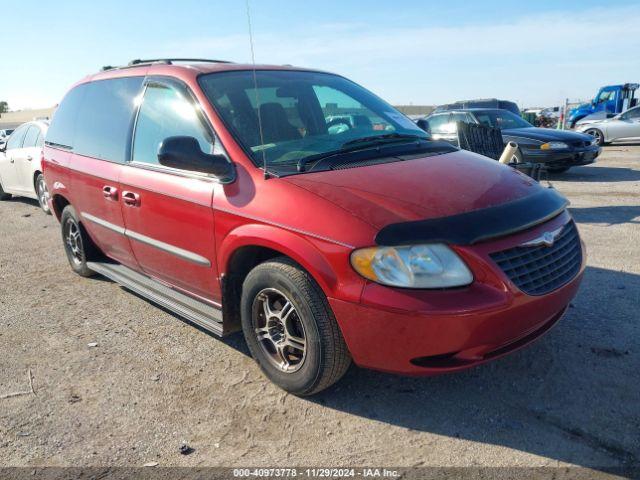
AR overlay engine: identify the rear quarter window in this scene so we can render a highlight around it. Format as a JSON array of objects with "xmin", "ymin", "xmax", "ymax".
[
  {"xmin": 46, "ymin": 84, "xmax": 88, "ymax": 149},
  {"xmin": 74, "ymin": 77, "xmax": 144, "ymax": 163}
]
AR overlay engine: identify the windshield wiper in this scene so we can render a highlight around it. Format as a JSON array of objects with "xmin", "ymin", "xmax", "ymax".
[
  {"xmin": 296, "ymin": 134, "xmax": 427, "ymax": 172},
  {"xmin": 341, "ymin": 133, "xmax": 425, "ymax": 147}
]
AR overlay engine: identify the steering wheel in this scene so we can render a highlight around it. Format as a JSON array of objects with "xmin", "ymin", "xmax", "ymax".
[{"xmin": 326, "ymin": 118, "xmax": 353, "ymax": 131}]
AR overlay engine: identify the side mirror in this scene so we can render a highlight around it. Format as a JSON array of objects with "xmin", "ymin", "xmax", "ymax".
[
  {"xmin": 157, "ymin": 136, "xmax": 234, "ymax": 182},
  {"xmin": 416, "ymin": 119, "xmax": 430, "ymax": 132},
  {"xmin": 0, "ymin": 142, "xmax": 6, "ymax": 153}
]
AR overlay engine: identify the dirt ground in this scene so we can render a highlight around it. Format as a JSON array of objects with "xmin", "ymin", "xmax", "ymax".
[{"xmin": 0, "ymin": 145, "xmax": 638, "ymax": 472}]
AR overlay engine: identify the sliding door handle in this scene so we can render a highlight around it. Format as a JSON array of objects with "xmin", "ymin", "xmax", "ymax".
[{"xmin": 122, "ymin": 191, "xmax": 141, "ymax": 207}]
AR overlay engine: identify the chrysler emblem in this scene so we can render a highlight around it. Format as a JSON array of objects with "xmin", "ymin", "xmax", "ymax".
[{"xmin": 520, "ymin": 226, "xmax": 564, "ymax": 248}]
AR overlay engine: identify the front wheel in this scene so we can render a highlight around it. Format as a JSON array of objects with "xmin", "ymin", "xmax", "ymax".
[
  {"xmin": 241, "ymin": 257, "xmax": 351, "ymax": 395},
  {"xmin": 584, "ymin": 128, "xmax": 607, "ymax": 146},
  {"xmin": 35, "ymin": 173, "xmax": 51, "ymax": 214}
]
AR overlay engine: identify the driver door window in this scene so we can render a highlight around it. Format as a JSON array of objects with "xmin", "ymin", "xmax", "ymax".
[{"xmin": 132, "ymin": 83, "xmax": 214, "ymax": 167}]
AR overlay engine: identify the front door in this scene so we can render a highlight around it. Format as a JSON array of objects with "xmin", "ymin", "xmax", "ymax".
[{"xmin": 119, "ymin": 78, "xmax": 221, "ymax": 302}]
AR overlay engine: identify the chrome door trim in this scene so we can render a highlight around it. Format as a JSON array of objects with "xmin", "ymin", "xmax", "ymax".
[
  {"xmin": 81, "ymin": 212, "xmax": 211, "ymax": 267},
  {"xmin": 125, "ymin": 230, "xmax": 211, "ymax": 267},
  {"xmin": 82, "ymin": 212, "xmax": 126, "ymax": 235}
]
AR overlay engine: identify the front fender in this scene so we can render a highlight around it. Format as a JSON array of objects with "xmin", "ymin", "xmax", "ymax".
[{"xmin": 217, "ymin": 223, "xmax": 364, "ymax": 302}]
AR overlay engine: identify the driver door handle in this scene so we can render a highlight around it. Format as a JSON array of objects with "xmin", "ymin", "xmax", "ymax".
[
  {"xmin": 26, "ymin": 155, "xmax": 33, "ymax": 161},
  {"xmin": 122, "ymin": 191, "xmax": 141, "ymax": 207}
]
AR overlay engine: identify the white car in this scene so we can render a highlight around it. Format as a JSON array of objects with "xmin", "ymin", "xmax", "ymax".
[
  {"xmin": 576, "ymin": 105, "xmax": 640, "ymax": 146},
  {"xmin": 0, "ymin": 121, "xmax": 51, "ymax": 213}
]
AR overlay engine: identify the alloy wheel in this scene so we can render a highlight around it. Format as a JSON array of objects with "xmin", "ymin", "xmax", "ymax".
[
  {"xmin": 37, "ymin": 177, "xmax": 50, "ymax": 212},
  {"xmin": 252, "ymin": 288, "xmax": 307, "ymax": 373},
  {"xmin": 64, "ymin": 219, "xmax": 84, "ymax": 266},
  {"xmin": 586, "ymin": 129, "xmax": 603, "ymax": 146}
]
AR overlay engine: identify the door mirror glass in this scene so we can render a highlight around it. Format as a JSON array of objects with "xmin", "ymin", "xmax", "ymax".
[
  {"xmin": 416, "ymin": 119, "xmax": 429, "ymax": 132},
  {"xmin": 157, "ymin": 136, "xmax": 234, "ymax": 182}
]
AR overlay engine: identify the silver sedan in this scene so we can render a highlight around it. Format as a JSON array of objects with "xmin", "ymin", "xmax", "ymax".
[{"xmin": 577, "ymin": 105, "xmax": 640, "ymax": 145}]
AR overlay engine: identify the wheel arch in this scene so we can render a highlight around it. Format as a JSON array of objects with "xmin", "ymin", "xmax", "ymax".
[
  {"xmin": 218, "ymin": 223, "xmax": 343, "ymax": 332},
  {"xmin": 50, "ymin": 193, "xmax": 71, "ymax": 221}
]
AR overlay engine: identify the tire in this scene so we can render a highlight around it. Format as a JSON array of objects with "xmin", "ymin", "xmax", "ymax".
[
  {"xmin": 60, "ymin": 205, "xmax": 98, "ymax": 277},
  {"xmin": 0, "ymin": 180, "xmax": 11, "ymax": 200},
  {"xmin": 547, "ymin": 166, "xmax": 571, "ymax": 174},
  {"xmin": 241, "ymin": 257, "xmax": 351, "ymax": 395},
  {"xmin": 584, "ymin": 128, "xmax": 607, "ymax": 146},
  {"xmin": 34, "ymin": 173, "xmax": 51, "ymax": 215}
]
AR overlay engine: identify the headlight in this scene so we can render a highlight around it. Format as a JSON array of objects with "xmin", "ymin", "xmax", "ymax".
[
  {"xmin": 350, "ymin": 244, "xmax": 473, "ymax": 289},
  {"xmin": 540, "ymin": 141, "xmax": 569, "ymax": 150}
]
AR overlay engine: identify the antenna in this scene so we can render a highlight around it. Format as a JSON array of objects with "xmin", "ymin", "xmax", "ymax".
[{"xmin": 245, "ymin": 0, "xmax": 268, "ymax": 179}]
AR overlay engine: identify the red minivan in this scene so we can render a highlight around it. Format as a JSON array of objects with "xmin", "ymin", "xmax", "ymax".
[{"xmin": 43, "ymin": 59, "xmax": 585, "ymax": 395}]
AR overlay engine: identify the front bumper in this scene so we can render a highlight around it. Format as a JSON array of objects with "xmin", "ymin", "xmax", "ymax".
[
  {"xmin": 522, "ymin": 145, "xmax": 600, "ymax": 168},
  {"xmin": 330, "ymin": 212, "xmax": 585, "ymax": 375}
]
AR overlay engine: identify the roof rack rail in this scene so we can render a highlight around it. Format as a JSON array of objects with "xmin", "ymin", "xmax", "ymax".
[
  {"xmin": 128, "ymin": 58, "xmax": 234, "ymax": 66},
  {"xmin": 101, "ymin": 58, "xmax": 234, "ymax": 72}
]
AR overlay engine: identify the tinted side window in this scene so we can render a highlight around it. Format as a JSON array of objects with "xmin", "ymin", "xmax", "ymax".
[
  {"xmin": 132, "ymin": 83, "xmax": 213, "ymax": 166},
  {"xmin": 74, "ymin": 77, "xmax": 143, "ymax": 163},
  {"xmin": 6, "ymin": 125, "xmax": 28, "ymax": 150},
  {"xmin": 22, "ymin": 125, "xmax": 40, "ymax": 148},
  {"xmin": 623, "ymin": 108, "xmax": 640, "ymax": 120},
  {"xmin": 46, "ymin": 84, "xmax": 88, "ymax": 149}
]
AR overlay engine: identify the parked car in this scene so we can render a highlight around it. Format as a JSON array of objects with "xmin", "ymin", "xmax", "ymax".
[
  {"xmin": 0, "ymin": 128, "xmax": 15, "ymax": 140},
  {"xmin": 0, "ymin": 129, "xmax": 15, "ymax": 149},
  {"xmin": 575, "ymin": 105, "xmax": 640, "ymax": 146},
  {"xmin": 43, "ymin": 59, "xmax": 584, "ymax": 395},
  {"xmin": 0, "ymin": 121, "xmax": 50, "ymax": 213},
  {"xmin": 434, "ymin": 98, "xmax": 520, "ymax": 116},
  {"xmin": 567, "ymin": 83, "xmax": 638, "ymax": 128},
  {"xmin": 418, "ymin": 108, "xmax": 600, "ymax": 173}
]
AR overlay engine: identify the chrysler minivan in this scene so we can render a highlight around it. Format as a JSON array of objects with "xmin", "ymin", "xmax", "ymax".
[{"xmin": 43, "ymin": 59, "xmax": 585, "ymax": 395}]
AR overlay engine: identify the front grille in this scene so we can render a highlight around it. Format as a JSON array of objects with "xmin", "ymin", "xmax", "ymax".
[
  {"xmin": 570, "ymin": 140, "xmax": 591, "ymax": 148},
  {"xmin": 490, "ymin": 222, "xmax": 582, "ymax": 296}
]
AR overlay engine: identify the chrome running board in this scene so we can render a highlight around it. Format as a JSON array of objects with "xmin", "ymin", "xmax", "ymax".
[{"xmin": 87, "ymin": 261, "xmax": 224, "ymax": 336}]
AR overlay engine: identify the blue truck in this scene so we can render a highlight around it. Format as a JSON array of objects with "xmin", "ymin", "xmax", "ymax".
[{"xmin": 568, "ymin": 83, "xmax": 639, "ymax": 128}]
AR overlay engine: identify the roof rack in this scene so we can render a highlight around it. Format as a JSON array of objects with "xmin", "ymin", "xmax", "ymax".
[{"xmin": 101, "ymin": 58, "xmax": 234, "ymax": 71}]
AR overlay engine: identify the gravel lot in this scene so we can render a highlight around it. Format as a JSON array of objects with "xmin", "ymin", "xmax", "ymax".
[{"xmin": 0, "ymin": 145, "xmax": 638, "ymax": 472}]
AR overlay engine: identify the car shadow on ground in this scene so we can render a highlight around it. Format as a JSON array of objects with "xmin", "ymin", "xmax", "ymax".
[
  {"xmin": 548, "ymin": 166, "xmax": 640, "ymax": 182},
  {"xmin": 307, "ymin": 265, "xmax": 639, "ymax": 471},
  {"xmin": 570, "ymin": 206, "xmax": 640, "ymax": 225}
]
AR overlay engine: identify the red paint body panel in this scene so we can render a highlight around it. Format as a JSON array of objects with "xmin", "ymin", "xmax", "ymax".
[
  {"xmin": 69, "ymin": 153, "xmax": 138, "ymax": 268},
  {"xmin": 118, "ymin": 166, "xmax": 220, "ymax": 301},
  {"xmin": 43, "ymin": 63, "xmax": 585, "ymax": 377},
  {"xmin": 331, "ymin": 212, "xmax": 584, "ymax": 374}
]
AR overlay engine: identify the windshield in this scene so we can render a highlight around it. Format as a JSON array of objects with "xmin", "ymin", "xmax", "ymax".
[
  {"xmin": 199, "ymin": 70, "xmax": 429, "ymax": 174},
  {"xmin": 472, "ymin": 110, "xmax": 532, "ymax": 129}
]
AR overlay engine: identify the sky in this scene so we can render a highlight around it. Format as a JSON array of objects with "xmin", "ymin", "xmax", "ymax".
[{"xmin": 1, "ymin": 0, "xmax": 639, "ymax": 110}]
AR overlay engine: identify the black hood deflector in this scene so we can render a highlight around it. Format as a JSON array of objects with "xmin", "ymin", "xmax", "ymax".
[{"xmin": 375, "ymin": 188, "xmax": 568, "ymax": 246}]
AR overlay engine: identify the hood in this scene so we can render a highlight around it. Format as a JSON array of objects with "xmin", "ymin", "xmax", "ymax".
[
  {"xmin": 569, "ymin": 103, "xmax": 592, "ymax": 117},
  {"xmin": 283, "ymin": 149, "xmax": 543, "ymax": 230},
  {"xmin": 503, "ymin": 127, "xmax": 592, "ymax": 143}
]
